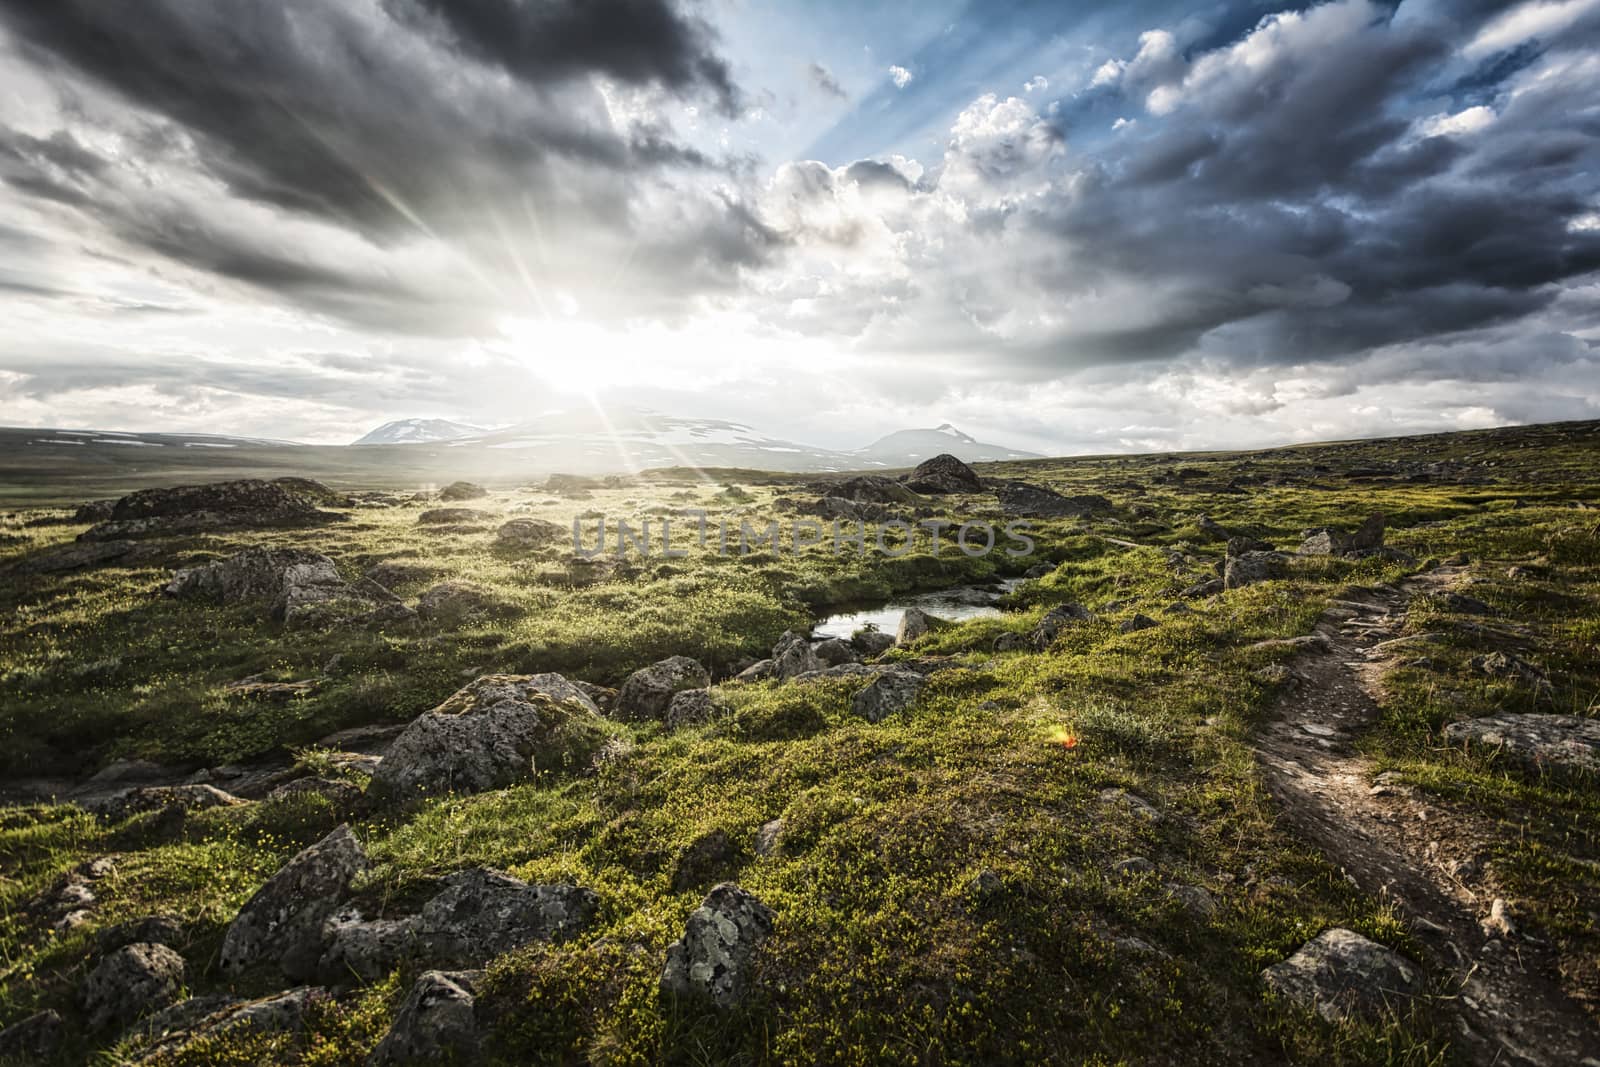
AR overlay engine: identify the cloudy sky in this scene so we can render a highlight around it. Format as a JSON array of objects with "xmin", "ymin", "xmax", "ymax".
[{"xmin": 1, "ymin": 0, "xmax": 1597, "ymax": 453}]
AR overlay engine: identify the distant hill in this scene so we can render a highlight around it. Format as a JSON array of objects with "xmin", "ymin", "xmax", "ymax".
[
  {"xmin": 353, "ymin": 419, "xmax": 484, "ymax": 445},
  {"xmin": 853, "ymin": 424, "xmax": 1041, "ymax": 464}
]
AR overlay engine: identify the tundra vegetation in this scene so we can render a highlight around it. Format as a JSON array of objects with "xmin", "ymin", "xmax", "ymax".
[{"xmin": 0, "ymin": 420, "xmax": 1596, "ymax": 1065}]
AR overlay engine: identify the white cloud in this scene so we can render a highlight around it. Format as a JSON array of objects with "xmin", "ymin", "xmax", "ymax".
[
  {"xmin": 1416, "ymin": 105, "xmax": 1496, "ymax": 138},
  {"xmin": 1023, "ymin": 75, "xmax": 1049, "ymax": 93},
  {"xmin": 1089, "ymin": 60, "xmax": 1124, "ymax": 88},
  {"xmin": 888, "ymin": 65, "xmax": 914, "ymax": 88},
  {"xmin": 1464, "ymin": 0, "xmax": 1600, "ymax": 58}
]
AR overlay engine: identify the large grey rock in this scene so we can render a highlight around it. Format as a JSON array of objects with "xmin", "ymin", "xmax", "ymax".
[
  {"xmin": 851, "ymin": 630, "xmax": 897, "ymax": 657},
  {"xmin": 813, "ymin": 637, "xmax": 859, "ymax": 667},
  {"xmin": 994, "ymin": 481, "xmax": 1108, "ymax": 518},
  {"xmin": 661, "ymin": 883, "xmax": 774, "ymax": 1007},
  {"xmin": 438, "ymin": 481, "xmax": 488, "ymax": 502},
  {"xmin": 905, "ymin": 454, "xmax": 982, "ymax": 495},
  {"xmin": 318, "ymin": 911, "xmax": 421, "ymax": 984},
  {"xmin": 417, "ymin": 507, "xmax": 492, "ymax": 526},
  {"xmin": 897, "ymin": 607, "xmax": 937, "ymax": 645},
  {"xmin": 4, "ymin": 539, "xmax": 138, "ymax": 576},
  {"xmin": 1224, "ymin": 551, "xmax": 1288, "ymax": 589},
  {"xmin": 771, "ymin": 631, "xmax": 823, "ymax": 679},
  {"xmin": 415, "ymin": 868, "xmax": 599, "ymax": 967},
  {"xmin": 823, "ymin": 476, "xmax": 924, "ymax": 505},
  {"xmin": 1261, "ymin": 928, "xmax": 1423, "ymax": 1022},
  {"xmin": 220, "ymin": 824, "xmax": 367, "ymax": 980},
  {"xmin": 0, "ymin": 1010, "xmax": 62, "ymax": 1060},
  {"xmin": 96, "ymin": 915, "xmax": 186, "ymax": 955},
  {"xmin": 80, "ymin": 479, "xmax": 340, "ymax": 541},
  {"xmin": 1298, "ymin": 514, "xmax": 1386, "ymax": 557},
  {"xmin": 1032, "ymin": 602, "xmax": 1092, "ymax": 648},
  {"xmin": 1443, "ymin": 713, "xmax": 1600, "ymax": 775},
  {"xmin": 131, "ymin": 988, "xmax": 326, "ymax": 1064},
  {"xmin": 368, "ymin": 970, "xmax": 482, "ymax": 1066},
  {"xmin": 851, "ymin": 670, "xmax": 925, "ymax": 722},
  {"xmin": 80, "ymin": 942, "xmax": 185, "ymax": 1030},
  {"xmin": 85, "ymin": 783, "xmax": 246, "ymax": 823},
  {"xmin": 165, "ymin": 548, "xmax": 405, "ymax": 629},
  {"xmin": 614, "ymin": 656, "xmax": 711, "ymax": 722},
  {"xmin": 665, "ymin": 688, "xmax": 725, "ymax": 729},
  {"xmin": 415, "ymin": 580, "xmax": 512, "ymax": 623},
  {"xmin": 496, "ymin": 517, "xmax": 564, "ymax": 548},
  {"xmin": 370, "ymin": 675, "xmax": 611, "ymax": 798}
]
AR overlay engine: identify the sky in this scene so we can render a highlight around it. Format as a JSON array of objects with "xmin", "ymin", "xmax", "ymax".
[{"xmin": 0, "ymin": 0, "xmax": 1597, "ymax": 454}]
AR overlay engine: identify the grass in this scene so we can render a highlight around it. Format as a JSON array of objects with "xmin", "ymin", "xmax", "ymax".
[{"xmin": 0, "ymin": 419, "xmax": 1597, "ymax": 1063}]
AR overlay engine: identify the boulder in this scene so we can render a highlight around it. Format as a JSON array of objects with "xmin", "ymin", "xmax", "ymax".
[
  {"xmin": 1032, "ymin": 603, "xmax": 1092, "ymax": 648},
  {"xmin": 73, "ymin": 499, "xmax": 117, "ymax": 523},
  {"xmin": 318, "ymin": 911, "xmax": 421, "ymax": 984},
  {"xmin": 992, "ymin": 632, "xmax": 1031, "ymax": 652},
  {"xmin": 85, "ymin": 784, "xmax": 246, "ymax": 823},
  {"xmin": 1226, "ymin": 536, "xmax": 1274, "ymax": 557},
  {"xmin": 660, "ymin": 883, "xmax": 774, "ymax": 1007},
  {"xmin": 415, "ymin": 868, "xmax": 599, "ymax": 967},
  {"xmin": 1438, "ymin": 592, "xmax": 1494, "ymax": 616},
  {"xmin": 417, "ymin": 508, "xmax": 492, "ymax": 526},
  {"xmin": 96, "ymin": 915, "xmax": 186, "ymax": 955},
  {"xmin": 665, "ymin": 688, "xmax": 725, "ymax": 728},
  {"xmin": 1261, "ymin": 928, "xmax": 1423, "ymax": 1022},
  {"xmin": 4, "ymin": 539, "xmax": 139, "ymax": 576},
  {"xmin": 851, "ymin": 629, "xmax": 897, "ymax": 657},
  {"xmin": 80, "ymin": 479, "xmax": 341, "ymax": 541},
  {"xmin": 735, "ymin": 659, "xmax": 775, "ymax": 681},
  {"xmin": 415, "ymin": 581, "xmax": 513, "ymax": 623},
  {"xmin": 1443, "ymin": 713, "xmax": 1600, "ymax": 776},
  {"xmin": 851, "ymin": 669, "xmax": 925, "ymax": 722},
  {"xmin": 771, "ymin": 631, "xmax": 823, "ymax": 679},
  {"xmin": 897, "ymin": 607, "xmax": 937, "ymax": 645},
  {"xmin": 1223, "ymin": 551, "xmax": 1288, "ymax": 589},
  {"xmin": 271, "ymin": 477, "xmax": 352, "ymax": 507},
  {"xmin": 220, "ymin": 825, "xmax": 367, "ymax": 980},
  {"xmin": 823, "ymin": 476, "xmax": 924, "ymax": 505},
  {"xmin": 80, "ymin": 942, "xmax": 185, "ymax": 1030},
  {"xmin": 994, "ymin": 481, "xmax": 1107, "ymax": 519},
  {"xmin": 613, "ymin": 657, "xmax": 711, "ymax": 722},
  {"xmin": 753, "ymin": 819, "xmax": 784, "ymax": 857},
  {"xmin": 495, "ymin": 517, "xmax": 564, "ymax": 548},
  {"xmin": 905, "ymin": 454, "xmax": 983, "ymax": 495},
  {"xmin": 368, "ymin": 971, "xmax": 483, "ymax": 1066},
  {"xmin": 369, "ymin": 675, "xmax": 610, "ymax": 798},
  {"xmin": 0, "ymin": 1010, "xmax": 62, "ymax": 1060},
  {"xmin": 1195, "ymin": 515, "xmax": 1231, "ymax": 542},
  {"xmin": 813, "ymin": 637, "xmax": 859, "ymax": 667},
  {"xmin": 438, "ymin": 481, "xmax": 488, "ymax": 502},
  {"xmin": 166, "ymin": 548, "xmax": 406, "ymax": 629},
  {"xmin": 133, "ymin": 988, "xmax": 326, "ymax": 1063},
  {"xmin": 268, "ymin": 776, "xmax": 364, "ymax": 810},
  {"xmin": 1298, "ymin": 514, "xmax": 1386, "ymax": 557},
  {"xmin": 1119, "ymin": 613, "xmax": 1159, "ymax": 633}
]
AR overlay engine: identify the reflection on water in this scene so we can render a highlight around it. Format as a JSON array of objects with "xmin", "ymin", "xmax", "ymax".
[{"xmin": 812, "ymin": 579, "xmax": 1024, "ymax": 641}]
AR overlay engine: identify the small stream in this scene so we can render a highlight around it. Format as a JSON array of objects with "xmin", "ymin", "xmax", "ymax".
[{"xmin": 811, "ymin": 578, "xmax": 1025, "ymax": 640}]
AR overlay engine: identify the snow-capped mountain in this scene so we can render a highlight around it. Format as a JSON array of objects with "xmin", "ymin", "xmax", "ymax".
[
  {"xmin": 853, "ymin": 424, "xmax": 1041, "ymax": 465},
  {"xmin": 353, "ymin": 419, "xmax": 484, "ymax": 445}
]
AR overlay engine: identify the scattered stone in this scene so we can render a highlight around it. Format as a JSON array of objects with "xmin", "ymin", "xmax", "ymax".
[
  {"xmin": 73, "ymin": 498, "xmax": 117, "ymax": 523},
  {"xmin": 1112, "ymin": 856, "xmax": 1155, "ymax": 877},
  {"xmin": 268, "ymin": 777, "xmax": 364, "ymax": 809},
  {"xmin": 771, "ymin": 631, "xmax": 824, "ymax": 679},
  {"xmin": 672, "ymin": 829, "xmax": 744, "ymax": 893},
  {"xmin": 966, "ymin": 869, "xmax": 1004, "ymax": 899},
  {"xmin": 0, "ymin": 1010, "xmax": 62, "ymax": 1060},
  {"xmin": 822, "ymin": 476, "xmax": 924, "ymax": 505},
  {"xmin": 220, "ymin": 824, "xmax": 367, "ymax": 980},
  {"xmin": 1252, "ymin": 664, "xmax": 1303, "ymax": 689},
  {"xmin": 665, "ymin": 688, "xmax": 725, "ymax": 729},
  {"xmin": 415, "ymin": 868, "xmax": 599, "ymax": 967},
  {"xmin": 80, "ymin": 479, "xmax": 341, "ymax": 541},
  {"xmin": 1181, "ymin": 578, "xmax": 1225, "ymax": 598},
  {"xmin": 851, "ymin": 669, "xmax": 925, "ymax": 722},
  {"xmin": 993, "ymin": 631, "xmax": 1031, "ymax": 652},
  {"xmin": 614, "ymin": 656, "xmax": 712, "ymax": 722},
  {"xmin": 318, "ymin": 911, "xmax": 421, "ymax": 985},
  {"xmin": 851, "ymin": 629, "xmax": 897, "ymax": 657},
  {"xmin": 1247, "ymin": 634, "xmax": 1332, "ymax": 654},
  {"xmin": 1165, "ymin": 883, "xmax": 1219, "ymax": 919},
  {"xmin": 370, "ymin": 674, "xmax": 611, "ymax": 798},
  {"xmin": 897, "ymin": 607, "xmax": 938, "ymax": 645},
  {"xmin": 224, "ymin": 677, "xmax": 318, "ymax": 701},
  {"xmin": 1470, "ymin": 651, "xmax": 1549, "ymax": 686},
  {"xmin": 1224, "ymin": 551, "xmax": 1288, "ymax": 589},
  {"xmin": 1099, "ymin": 788, "xmax": 1161, "ymax": 822},
  {"xmin": 1226, "ymin": 536, "xmax": 1274, "ymax": 557},
  {"xmin": 994, "ymin": 481, "xmax": 1104, "ymax": 518},
  {"xmin": 369, "ymin": 970, "xmax": 483, "ymax": 1066},
  {"xmin": 417, "ymin": 508, "xmax": 493, "ymax": 526},
  {"xmin": 494, "ymin": 517, "xmax": 564, "ymax": 551},
  {"xmin": 1443, "ymin": 713, "xmax": 1600, "ymax": 775},
  {"xmin": 134, "ymin": 988, "xmax": 327, "ymax": 1062},
  {"xmin": 438, "ymin": 481, "xmax": 488, "ymax": 502},
  {"xmin": 4, "ymin": 538, "xmax": 139, "ymax": 576},
  {"xmin": 905, "ymin": 453, "xmax": 983, "ymax": 495},
  {"xmin": 1261, "ymin": 928, "xmax": 1423, "ymax": 1022},
  {"xmin": 661, "ymin": 883, "xmax": 774, "ymax": 1007},
  {"xmin": 415, "ymin": 580, "xmax": 513, "ymax": 623},
  {"xmin": 1119, "ymin": 613, "xmax": 1158, "ymax": 633},
  {"xmin": 85, "ymin": 784, "xmax": 246, "ymax": 823},
  {"xmin": 97, "ymin": 915, "xmax": 186, "ymax": 955},
  {"xmin": 166, "ymin": 548, "xmax": 406, "ymax": 629},
  {"xmin": 1299, "ymin": 515, "xmax": 1386, "ymax": 557},
  {"xmin": 1438, "ymin": 592, "xmax": 1494, "ymax": 615},
  {"xmin": 1195, "ymin": 515, "xmax": 1231, "ymax": 542},
  {"xmin": 1032, "ymin": 602, "xmax": 1092, "ymax": 648},
  {"xmin": 753, "ymin": 818, "xmax": 784, "ymax": 857},
  {"xmin": 1481, "ymin": 898, "xmax": 1516, "ymax": 939},
  {"xmin": 735, "ymin": 658, "xmax": 775, "ymax": 681},
  {"xmin": 813, "ymin": 637, "xmax": 859, "ymax": 666},
  {"xmin": 363, "ymin": 560, "xmax": 439, "ymax": 589},
  {"xmin": 80, "ymin": 942, "xmax": 185, "ymax": 1030}
]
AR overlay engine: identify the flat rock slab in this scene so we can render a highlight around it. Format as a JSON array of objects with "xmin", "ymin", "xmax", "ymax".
[
  {"xmin": 1443, "ymin": 713, "xmax": 1600, "ymax": 775},
  {"xmin": 1262, "ymin": 928, "xmax": 1423, "ymax": 1023}
]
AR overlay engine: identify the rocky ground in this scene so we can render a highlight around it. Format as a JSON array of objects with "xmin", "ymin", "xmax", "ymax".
[{"xmin": 1, "ymin": 423, "xmax": 1597, "ymax": 1065}]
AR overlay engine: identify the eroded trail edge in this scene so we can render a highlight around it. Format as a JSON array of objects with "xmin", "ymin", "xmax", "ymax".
[{"xmin": 1255, "ymin": 565, "xmax": 1600, "ymax": 1066}]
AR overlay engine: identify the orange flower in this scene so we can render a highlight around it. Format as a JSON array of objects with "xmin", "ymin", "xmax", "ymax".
[{"xmin": 1047, "ymin": 726, "xmax": 1079, "ymax": 750}]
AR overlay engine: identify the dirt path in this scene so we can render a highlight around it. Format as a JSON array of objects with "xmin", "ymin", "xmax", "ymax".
[{"xmin": 1255, "ymin": 565, "xmax": 1600, "ymax": 1066}]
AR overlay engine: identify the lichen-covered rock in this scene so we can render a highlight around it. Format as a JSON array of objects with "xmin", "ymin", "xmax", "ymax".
[
  {"xmin": 96, "ymin": 915, "xmax": 186, "ymax": 955},
  {"xmin": 771, "ymin": 631, "xmax": 823, "ymax": 679},
  {"xmin": 1223, "ymin": 551, "xmax": 1288, "ymax": 589},
  {"xmin": 661, "ymin": 883, "xmax": 774, "ymax": 1007},
  {"xmin": 993, "ymin": 631, "xmax": 1031, "ymax": 652},
  {"xmin": 614, "ymin": 656, "xmax": 711, "ymax": 722},
  {"xmin": 897, "ymin": 607, "xmax": 937, "ymax": 645},
  {"xmin": 1032, "ymin": 602, "xmax": 1092, "ymax": 648},
  {"xmin": 80, "ymin": 942, "xmax": 185, "ymax": 1030},
  {"xmin": 132, "ymin": 988, "xmax": 327, "ymax": 1063},
  {"xmin": 1443, "ymin": 713, "xmax": 1600, "ymax": 775},
  {"xmin": 415, "ymin": 868, "xmax": 599, "ymax": 968},
  {"xmin": 851, "ymin": 629, "xmax": 896, "ymax": 657},
  {"xmin": 994, "ymin": 481, "xmax": 1106, "ymax": 518},
  {"xmin": 165, "ymin": 548, "xmax": 405, "ymax": 629},
  {"xmin": 438, "ymin": 481, "xmax": 488, "ymax": 502},
  {"xmin": 220, "ymin": 824, "xmax": 367, "ymax": 980},
  {"xmin": 368, "ymin": 970, "xmax": 482, "ymax": 1066},
  {"xmin": 417, "ymin": 507, "xmax": 492, "ymax": 526},
  {"xmin": 1119, "ymin": 613, "xmax": 1159, "ymax": 633},
  {"xmin": 1195, "ymin": 514, "xmax": 1231, "ymax": 542},
  {"xmin": 415, "ymin": 580, "xmax": 513, "ymax": 623},
  {"xmin": 753, "ymin": 819, "xmax": 784, "ymax": 857},
  {"xmin": 665, "ymin": 688, "xmax": 724, "ymax": 729},
  {"xmin": 735, "ymin": 658, "xmax": 775, "ymax": 681},
  {"xmin": 851, "ymin": 669, "xmax": 925, "ymax": 722},
  {"xmin": 268, "ymin": 776, "xmax": 364, "ymax": 810},
  {"xmin": 905, "ymin": 453, "xmax": 982, "ymax": 495},
  {"xmin": 4, "ymin": 538, "xmax": 138, "ymax": 576},
  {"xmin": 369, "ymin": 675, "xmax": 611, "ymax": 798},
  {"xmin": 85, "ymin": 784, "xmax": 246, "ymax": 823},
  {"xmin": 496, "ymin": 517, "xmax": 564, "ymax": 548},
  {"xmin": 80, "ymin": 479, "xmax": 340, "ymax": 541},
  {"xmin": 318, "ymin": 910, "xmax": 421, "ymax": 984},
  {"xmin": 1261, "ymin": 928, "xmax": 1423, "ymax": 1022},
  {"xmin": 813, "ymin": 637, "xmax": 859, "ymax": 667}
]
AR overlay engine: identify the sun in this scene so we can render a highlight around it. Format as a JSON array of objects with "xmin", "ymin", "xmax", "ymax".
[{"xmin": 494, "ymin": 315, "xmax": 640, "ymax": 398}]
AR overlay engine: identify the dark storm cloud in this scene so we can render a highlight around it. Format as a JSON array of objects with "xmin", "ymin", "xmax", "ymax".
[{"xmin": 0, "ymin": 0, "xmax": 769, "ymax": 329}]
